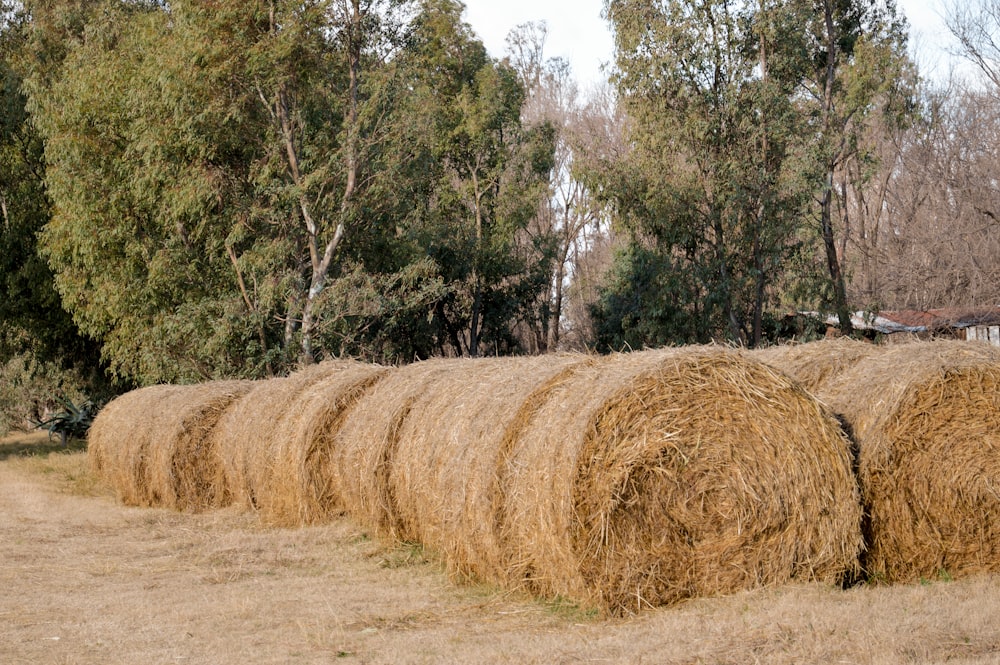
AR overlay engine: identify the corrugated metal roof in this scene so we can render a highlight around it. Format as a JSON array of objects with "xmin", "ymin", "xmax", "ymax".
[
  {"xmin": 879, "ymin": 308, "xmax": 1000, "ymax": 330},
  {"xmin": 815, "ymin": 308, "xmax": 1000, "ymax": 334},
  {"xmin": 822, "ymin": 312, "xmax": 924, "ymax": 334}
]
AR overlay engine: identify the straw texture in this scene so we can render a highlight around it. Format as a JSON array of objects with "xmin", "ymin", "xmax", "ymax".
[
  {"xmin": 333, "ymin": 347, "xmax": 862, "ymax": 614},
  {"xmin": 88, "ymin": 381, "xmax": 252, "ymax": 510},
  {"xmin": 752, "ymin": 337, "xmax": 880, "ymax": 394},
  {"xmin": 818, "ymin": 340, "xmax": 1000, "ymax": 582},
  {"xmin": 209, "ymin": 360, "xmax": 383, "ymax": 525},
  {"xmin": 501, "ymin": 347, "xmax": 862, "ymax": 614}
]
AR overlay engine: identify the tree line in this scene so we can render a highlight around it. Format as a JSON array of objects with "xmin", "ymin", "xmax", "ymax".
[{"xmin": 2, "ymin": 0, "xmax": 1000, "ymax": 426}]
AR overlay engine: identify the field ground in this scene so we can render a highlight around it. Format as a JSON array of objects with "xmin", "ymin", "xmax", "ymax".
[{"xmin": 2, "ymin": 432, "xmax": 1000, "ymax": 664}]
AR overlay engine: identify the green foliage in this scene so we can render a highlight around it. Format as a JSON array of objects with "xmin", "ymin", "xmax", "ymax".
[
  {"xmin": 16, "ymin": 0, "xmax": 553, "ymax": 381},
  {"xmin": 23, "ymin": 1, "xmax": 369, "ymax": 378},
  {"xmin": 590, "ymin": 242, "xmax": 711, "ymax": 351},
  {"xmin": 313, "ymin": 258, "xmax": 450, "ymax": 363},
  {"xmin": 0, "ymin": 7, "xmax": 112, "ymax": 435},
  {"xmin": 0, "ymin": 346, "xmax": 89, "ymax": 436},
  {"xmin": 0, "ymin": 9, "xmax": 94, "ymax": 363},
  {"xmin": 378, "ymin": 0, "xmax": 557, "ymax": 357},
  {"xmin": 596, "ymin": 0, "xmax": 816, "ymax": 348},
  {"xmin": 591, "ymin": 0, "xmax": 914, "ymax": 349}
]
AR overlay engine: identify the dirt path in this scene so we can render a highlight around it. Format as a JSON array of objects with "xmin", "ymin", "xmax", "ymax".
[{"xmin": 2, "ymin": 445, "xmax": 1000, "ymax": 664}]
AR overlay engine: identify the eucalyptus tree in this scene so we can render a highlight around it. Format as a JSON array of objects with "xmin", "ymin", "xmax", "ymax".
[
  {"xmin": 21, "ymin": 0, "xmax": 556, "ymax": 379},
  {"xmin": 800, "ymin": 0, "xmax": 911, "ymax": 333},
  {"xmin": 24, "ymin": 0, "xmax": 425, "ymax": 381},
  {"xmin": 599, "ymin": 0, "xmax": 816, "ymax": 347},
  {"xmin": 0, "ymin": 0, "xmax": 112, "ymax": 430},
  {"xmin": 394, "ymin": 0, "xmax": 556, "ymax": 357},
  {"xmin": 594, "ymin": 0, "xmax": 912, "ymax": 348}
]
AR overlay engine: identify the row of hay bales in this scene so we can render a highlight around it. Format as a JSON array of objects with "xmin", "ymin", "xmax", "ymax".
[
  {"xmin": 753, "ymin": 338, "xmax": 1000, "ymax": 584},
  {"xmin": 87, "ymin": 340, "xmax": 1000, "ymax": 614}
]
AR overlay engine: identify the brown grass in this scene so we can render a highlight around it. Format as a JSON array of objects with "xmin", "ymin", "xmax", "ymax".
[
  {"xmin": 209, "ymin": 361, "xmax": 384, "ymax": 525},
  {"xmin": 817, "ymin": 339, "xmax": 1000, "ymax": 583},
  {"xmin": 6, "ymin": 431, "xmax": 1000, "ymax": 664}
]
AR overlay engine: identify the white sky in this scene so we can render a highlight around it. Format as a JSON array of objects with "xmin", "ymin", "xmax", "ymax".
[{"xmin": 462, "ymin": 0, "xmax": 966, "ymax": 88}]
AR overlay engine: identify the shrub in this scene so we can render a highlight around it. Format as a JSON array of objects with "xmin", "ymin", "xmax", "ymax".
[{"xmin": 0, "ymin": 353, "xmax": 88, "ymax": 436}]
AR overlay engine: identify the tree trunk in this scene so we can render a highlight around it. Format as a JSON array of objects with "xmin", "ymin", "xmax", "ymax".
[
  {"xmin": 265, "ymin": 0, "xmax": 359, "ymax": 364},
  {"xmin": 822, "ymin": 178, "xmax": 853, "ymax": 333},
  {"xmin": 821, "ymin": 0, "xmax": 853, "ymax": 336},
  {"xmin": 547, "ymin": 253, "xmax": 566, "ymax": 351},
  {"xmin": 751, "ymin": 1, "xmax": 769, "ymax": 349},
  {"xmin": 468, "ymin": 171, "xmax": 485, "ymax": 357}
]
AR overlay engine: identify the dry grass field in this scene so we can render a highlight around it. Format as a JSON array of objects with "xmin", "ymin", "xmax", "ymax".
[{"xmin": 3, "ymin": 431, "xmax": 1000, "ymax": 665}]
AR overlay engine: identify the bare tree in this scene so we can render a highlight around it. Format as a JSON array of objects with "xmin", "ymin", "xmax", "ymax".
[
  {"xmin": 947, "ymin": 0, "xmax": 1000, "ymax": 89},
  {"xmin": 505, "ymin": 22, "xmax": 611, "ymax": 351},
  {"xmin": 854, "ymin": 83, "xmax": 1000, "ymax": 310}
]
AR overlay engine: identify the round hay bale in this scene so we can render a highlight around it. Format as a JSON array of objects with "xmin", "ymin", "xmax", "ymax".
[
  {"xmin": 384, "ymin": 354, "xmax": 594, "ymax": 583},
  {"xmin": 499, "ymin": 347, "xmax": 862, "ymax": 615},
  {"xmin": 330, "ymin": 361, "xmax": 460, "ymax": 539},
  {"xmin": 209, "ymin": 360, "xmax": 383, "ymax": 525},
  {"xmin": 87, "ymin": 381, "xmax": 252, "ymax": 510},
  {"xmin": 259, "ymin": 362, "xmax": 388, "ymax": 525},
  {"xmin": 152, "ymin": 381, "xmax": 255, "ymax": 511},
  {"xmin": 818, "ymin": 339, "xmax": 1000, "ymax": 583},
  {"xmin": 88, "ymin": 384, "xmax": 187, "ymax": 505},
  {"xmin": 751, "ymin": 337, "xmax": 880, "ymax": 394}
]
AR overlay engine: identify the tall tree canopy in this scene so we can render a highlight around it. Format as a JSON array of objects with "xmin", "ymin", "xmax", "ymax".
[
  {"xmin": 596, "ymin": 0, "xmax": 817, "ymax": 348},
  {"xmin": 21, "ymin": 0, "xmax": 554, "ymax": 383},
  {"xmin": 1, "ymin": 0, "xmax": 112, "ymax": 432},
  {"xmin": 392, "ymin": 0, "xmax": 556, "ymax": 358},
  {"xmin": 592, "ymin": 0, "xmax": 911, "ymax": 349}
]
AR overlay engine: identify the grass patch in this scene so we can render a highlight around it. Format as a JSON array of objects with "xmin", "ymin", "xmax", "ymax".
[
  {"xmin": 0, "ymin": 430, "xmax": 88, "ymax": 460},
  {"xmin": 920, "ymin": 569, "xmax": 955, "ymax": 586},
  {"xmin": 1, "ymin": 431, "xmax": 107, "ymax": 498},
  {"xmin": 540, "ymin": 595, "xmax": 602, "ymax": 622},
  {"xmin": 8, "ymin": 450, "xmax": 108, "ymax": 497},
  {"xmin": 375, "ymin": 542, "xmax": 432, "ymax": 570}
]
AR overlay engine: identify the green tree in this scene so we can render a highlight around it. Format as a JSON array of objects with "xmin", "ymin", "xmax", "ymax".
[
  {"xmin": 27, "ymin": 2, "xmax": 262, "ymax": 382},
  {"xmin": 594, "ymin": 0, "xmax": 911, "ymax": 348},
  {"xmin": 23, "ymin": 0, "xmax": 441, "ymax": 381},
  {"xmin": 393, "ymin": 0, "xmax": 556, "ymax": 357},
  {"xmin": 0, "ymin": 1, "xmax": 113, "ymax": 432},
  {"xmin": 21, "ymin": 0, "xmax": 552, "ymax": 380},
  {"xmin": 802, "ymin": 0, "xmax": 911, "ymax": 334},
  {"xmin": 599, "ymin": 0, "xmax": 814, "ymax": 348}
]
